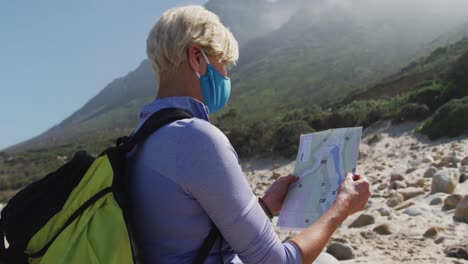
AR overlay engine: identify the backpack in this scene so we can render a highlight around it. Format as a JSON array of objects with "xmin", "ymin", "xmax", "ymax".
[{"xmin": 0, "ymin": 108, "xmax": 222, "ymax": 264}]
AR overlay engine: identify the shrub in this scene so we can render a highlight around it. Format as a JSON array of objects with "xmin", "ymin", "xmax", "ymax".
[
  {"xmin": 407, "ymin": 81, "xmax": 446, "ymax": 111},
  {"xmin": 419, "ymin": 96, "xmax": 468, "ymax": 139},
  {"xmin": 272, "ymin": 121, "xmax": 315, "ymax": 158},
  {"xmin": 449, "ymin": 51, "xmax": 468, "ymax": 89},
  {"xmin": 397, "ymin": 103, "xmax": 431, "ymax": 122}
]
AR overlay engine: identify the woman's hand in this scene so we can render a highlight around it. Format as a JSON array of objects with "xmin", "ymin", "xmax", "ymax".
[
  {"xmin": 261, "ymin": 174, "xmax": 299, "ymax": 216},
  {"xmin": 334, "ymin": 173, "xmax": 371, "ymax": 217}
]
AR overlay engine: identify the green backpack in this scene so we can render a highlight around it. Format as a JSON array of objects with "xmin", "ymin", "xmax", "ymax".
[{"xmin": 0, "ymin": 108, "xmax": 222, "ymax": 264}]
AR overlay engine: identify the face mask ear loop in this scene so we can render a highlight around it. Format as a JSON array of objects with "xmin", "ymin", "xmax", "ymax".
[{"xmin": 200, "ymin": 50, "xmax": 211, "ymax": 65}]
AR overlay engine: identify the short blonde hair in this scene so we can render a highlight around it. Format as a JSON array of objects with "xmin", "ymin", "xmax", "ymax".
[{"xmin": 147, "ymin": 5, "xmax": 239, "ymax": 75}]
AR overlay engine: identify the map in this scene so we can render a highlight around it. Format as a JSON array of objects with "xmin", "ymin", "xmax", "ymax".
[{"xmin": 277, "ymin": 127, "xmax": 362, "ymax": 230}]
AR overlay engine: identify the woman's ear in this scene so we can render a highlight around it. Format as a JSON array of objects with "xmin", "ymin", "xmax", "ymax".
[{"xmin": 188, "ymin": 45, "xmax": 203, "ymax": 75}]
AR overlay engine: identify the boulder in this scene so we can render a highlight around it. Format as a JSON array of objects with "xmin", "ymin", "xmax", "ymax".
[
  {"xmin": 459, "ymin": 166, "xmax": 468, "ymax": 174},
  {"xmin": 403, "ymin": 205, "xmax": 429, "ymax": 216},
  {"xmin": 462, "ymin": 157, "xmax": 468, "ymax": 167},
  {"xmin": 326, "ymin": 242, "xmax": 355, "ymax": 260},
  {"xmin": 431, "ymin": 168, "xmax": 459, "ymax": 194},
  {"xmin": 373, "ymin": 223, "xmax": 396, "ymax": 235},
  {"xmin": 348, "ymin": 214, "xmax": 375, "ymax": 228},
  {"xmin": 430, "ymin": 197, "xmax": 443, "ymax": 205},
  {"xmin": 454, "ymin": 195, "xmax": 468, "ymax": 224},
  {"xmin": 387, "ymin": 193, "xmax": 404, "ymax": 207},
  {"xmin": 388, "ymin": 180, "xmax": 407, "ymax": 190},
  {"xmin": 377, "ymin": 207, "xmax": 391, "ymax": 216},
  {"xmin": 408, "ymin": 179, "xmax": 425, "ymax": 188},
  {"xmin": 444, "ymin": 244, "xmax": 468, "ymax": 260},
  {"xmin": 441, "ymin": 155, "xmax": 462, "ymax": 165},
  {"xmin": 377, "ymin": 183, "xmax": 389, "ymax": 191},
  {"xmin": 422, "ymin": 155, "xmax": 434, "ymax": 163},
  {"xmin": 460, "ymin": 173, "xmax": 468, "ymax": 184},
  {"xmin": 395, "ymin": 201, "xmax": 415, "ymax": 211},
  {"xmin": 390, "ymin": 173, "xmax": 405, "ymax": 183},
  {"xmin": 424, "ymin": 167, "xmax": 437, "ymax": 178},
  {"xmin": 443, "ymin": 194, "xmax": 463, "ymax": 210},
  {"xmin": 423, "ymin": 227, "xmax": 443, "ymax": 238},
  {"xmin": 397, "ymin": 187, "xmax": 425, "ymax": 200}
]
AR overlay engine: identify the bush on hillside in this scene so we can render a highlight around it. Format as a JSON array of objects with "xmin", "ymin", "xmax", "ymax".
[
  {"xmin": 449, "ymin": 51, "xmax": 468, "ymax": 89},
  {"xmin": 272, "ymin": 121, "xmax": 315, "ymax": 158},
  {"xmin": 228, "ymin": 121, "xmax": 274, "ymax": 157},
  {"xmin": 419, "ymin": 96, "xmax": 468, "ymax": 139},
  {"xmin": 407, "ymin": 82, "xmax": 446, "ymax": 111},
  {"xmin": 397, "ymin": 103, "xmax": 431, "ymax": 122}
]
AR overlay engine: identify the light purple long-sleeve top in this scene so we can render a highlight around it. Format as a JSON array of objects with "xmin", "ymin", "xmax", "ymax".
[{"xmin": 127, "ymin": 96, "xmax": 302, "ymax": 264}]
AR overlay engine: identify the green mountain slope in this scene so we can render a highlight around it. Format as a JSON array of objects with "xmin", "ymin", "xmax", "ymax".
[{"xmin": 7, "ymin": 0, "xmax": 468, "ymax": 152}]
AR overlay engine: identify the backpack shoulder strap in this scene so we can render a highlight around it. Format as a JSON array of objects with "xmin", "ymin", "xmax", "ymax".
[
  {"xmin": 192, "ymin": 224, "xmax": 222, "ymax": 264},
  {"xmin": 117, "ymin": 107, "xmax": 193, "ymax": 152}
]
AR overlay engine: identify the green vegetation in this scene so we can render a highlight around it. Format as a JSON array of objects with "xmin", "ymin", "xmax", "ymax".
[
  {"xmin": 419, "ymin": 96, "xmax": 468, "ymax": 139},
  {"xmin": 2, "ymin": 29, "xmax": 468, "ymax": 203}
]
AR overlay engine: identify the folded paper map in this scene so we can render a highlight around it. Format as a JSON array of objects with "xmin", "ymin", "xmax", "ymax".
[{"xmin": 277, "ymin": 127, "xmax": 362, "ymax": 230}]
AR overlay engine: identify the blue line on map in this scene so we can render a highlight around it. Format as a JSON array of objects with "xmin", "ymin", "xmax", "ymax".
[{"xmin": 328, "ymin": 144, "xmax": 344, "ymax": 185}]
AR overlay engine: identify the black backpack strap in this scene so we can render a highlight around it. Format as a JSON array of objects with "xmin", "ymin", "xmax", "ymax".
[
  {"xmin": 116, "ymin": 107, "xmax": 223, "ymax": 263},
  {"xmin": 0, "ymin": 220, "xmax": 5, "ymax": 256},
  {"xmin": 193, "ymin": 224, "xmax": 223, "ymax": 264},
  {"xmin": 117, "ymin": 107, "xmax": 193, "ymax": 152}
]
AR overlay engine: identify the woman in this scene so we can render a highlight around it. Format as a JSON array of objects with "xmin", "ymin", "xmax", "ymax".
[{"xmin": 128, "ymin": 5, "xmax": 370, "ymax": 264}]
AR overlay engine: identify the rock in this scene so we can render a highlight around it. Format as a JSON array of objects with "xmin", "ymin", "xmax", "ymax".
[
  {"xmin": 423, "ymin": 227, "xmax": 443, "ymax": 238},
  {"xmin": 326, "ymin": 242, "xmax": 355, "ymax": 260},
  {"xmin": 431, "ymin": 168, "xmax": 459, "ymax": 194},
  {"xmin": 373, "ymin": 223, "xmax": 396, "ymax": 235},
  {"xmin": 444, "ymin": 194, "xmax": 464, "ymax": 210},
  {"xmin": 360, "ymin": 230, "xmax": 376, "ymax": 239},
  {"xmin": 367, "ymin": 134, "xmax": 383, "ymax": 145},
  {"xmin": 398, "ymin": 187, "xmax": 425, "ymax": 200},
  {"xmin": 387, "ymin": 193, "xmax": 404, "ymax": 207},
  {"xmin": 408, "ymin": 179, "xmax": 426, "ymax": 188},
  {"xmin": 459, "ymin": 166, "xmax": 468, "ymax": 174},
  {"xmin": 403, "ymin": 205, "xmax": 429, "ymax": 216},
  {"xmin": 377, "ymin": 183, "xmax": 389, "ymax": 191},
  {"xmin": 435, "ymin": 237, "xmax": 445, "ymax": 244},
  {"xmin": 374, "ymin": 165, "xmax": 385, "ymax": 171},
  {"xmin": 444, "ymin": 244, "xmax": 468, "ymax": 260},
  {"xmin": 272, "ymin": 164, "xmax": 281, "ymax": 170},
  {"xmin": 422, "ymin": 155, "xmax": 435, "ymax": 163},
  {"xmin": 388, "ymin": 180, "xmax": 407, "ymax": 190},
  {"xmin": 409, "ymin": 143, "xmax": 421, "ymax": 151},
  {"xmin": 395, "ymin": 201, "xmax": 415, "ymax": 211},
  {"xmin": 424, "ymin": 167, "xmax": 437, "ymax": 178},
  {"xmin": 349, "ymin": 213, "xmax": 375, "ymax": 228},
  {"xmin": 442, "ymin": 155, "xmax": 462, "ymax": 165},
  {"xmin": 454, "ymin": 195, "xmax": 468, "ymax": 223},
  {"xmin": 430, "ymin": 197, "xmax": 443, "ymax": 205},
  {"xmin": 434, "ymin": 157, "xmax": 459, "ymax": 168},
  {"xmin": 378, "ymin": 207, "xmax": 391, "ymax": 216},
  {"xmin": 390, "ymin": 173, "xmax": 405, "ymax": 183},
  {"xmin": 462, "ymin": 157, "xmax": 468, "ymax": 167},
  {"xmin": 405, "ymin": 167, "xmax": 417, "ymax": 174},
  {"xmin": 460, "ymin": 174, "xmax": 468, "ymax": 184},
  {"xmin": 270, "ymin": 172, "xmax": 281, "ymax": 180}
]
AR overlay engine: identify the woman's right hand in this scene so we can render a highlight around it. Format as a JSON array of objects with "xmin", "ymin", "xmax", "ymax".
[{"xmin": 334, "ymin": 173, "xmax": 371, "ymax": 217}]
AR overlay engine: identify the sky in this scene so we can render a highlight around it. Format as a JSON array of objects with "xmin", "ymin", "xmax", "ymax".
[{"xmin": 0, "ymin": 0, "xmax": 207, "ymax": 150}]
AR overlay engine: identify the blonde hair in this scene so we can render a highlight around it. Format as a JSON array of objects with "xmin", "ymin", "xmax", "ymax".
[{"xmin": 147, "ymin": 5, "xmax": 239, "ymax": 76}]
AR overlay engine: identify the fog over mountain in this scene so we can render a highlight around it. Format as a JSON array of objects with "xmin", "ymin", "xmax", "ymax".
[{"xmin": 6, "ymin": 0, "xmax": 468, "ymax": 151}]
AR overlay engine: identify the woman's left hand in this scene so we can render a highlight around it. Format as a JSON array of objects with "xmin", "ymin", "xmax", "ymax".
[{"xmin": 261, "ymin": 174, "xmax": 299, "ymax": 216}]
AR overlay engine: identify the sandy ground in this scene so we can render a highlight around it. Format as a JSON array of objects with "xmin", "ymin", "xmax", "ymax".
[{"xmin": 242, "ymin": 120, "xmax": 468, "ymax": 264}]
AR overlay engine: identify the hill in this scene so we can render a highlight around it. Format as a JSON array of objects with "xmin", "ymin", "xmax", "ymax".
[{"xmin": 8, "ymin": 0, "xmax": 468, "ymax": 152}]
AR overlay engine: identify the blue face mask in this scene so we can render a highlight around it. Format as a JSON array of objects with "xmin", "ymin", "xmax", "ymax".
[{"xmin": 196, "ymin": 51, "xmax": 231, "ymax": 114}]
